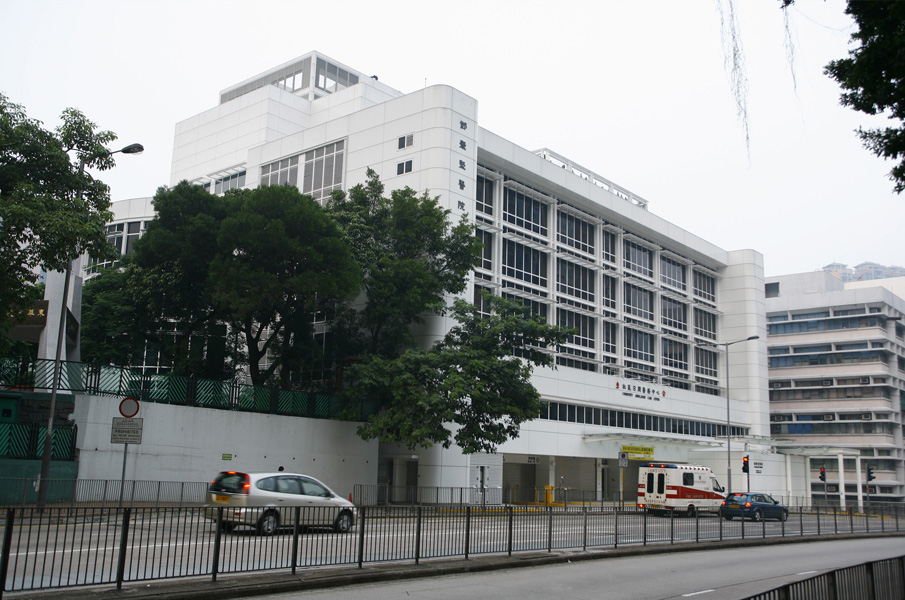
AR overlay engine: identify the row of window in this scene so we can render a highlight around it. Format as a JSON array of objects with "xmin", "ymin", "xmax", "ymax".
[
  {"xmin": 476, "ymin": 174, "xmax": 717, "ymax": 302},
  {"xmin": 768, "ymin": 315, "xmax": 887, "ymax": 335},
  {"xmin": 769, "ymin": 350, "xmax": 885, "ymax": 369},
  {"xmin": 477, "ymin": 282, "xmax": 720, "ymax": 378},
  {"xmin": 771, "ymin": 422, "xmax": 894, "ymax": 435},
  {"xmin": 88, "ymin": 221, "xmax": 144, "ymax": 273},
  {"xmin": 260, "ymin": 140, "xmax": 345, "ymax": 200},
  {"xmin": 540, "ymin": 401, "xmax": 748, "ymax": 438}
]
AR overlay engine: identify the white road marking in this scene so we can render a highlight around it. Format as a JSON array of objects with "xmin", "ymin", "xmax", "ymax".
[{"xmin": 682, "ymin": 591, "xmax": 714, "ymax": 597}]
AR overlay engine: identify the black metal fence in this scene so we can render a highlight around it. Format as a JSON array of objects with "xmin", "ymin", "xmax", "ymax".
[
  {"xmin": 0, "ymin": 479, "xmax": 209, "ymax": 507},
  {"xmin": 743, "ymin": 555, "xmax": 905, "ymax": 600},
  {"xmin": 2, "ymin": 503, "xmax": 903, "ymax": 596}
]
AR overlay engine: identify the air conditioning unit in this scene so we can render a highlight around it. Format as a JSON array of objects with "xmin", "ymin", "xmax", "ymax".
[
  {"xmin": 860, "ymin": 377, "xmax": 871, "ymax": 385},
  {"xmin": 823, "ymin": 414, "xmax": 835, "ymax": 421},
  {"xmin": 863, "ymin": 413, "xmax": 873, "ymax": 420},
  {"xmin": 772, "ymin": 382, "xmax": 783, "ymax": 389},
  {"xmin": 822, "ymin": 380, "xmax": 833, "ymax": 386}
]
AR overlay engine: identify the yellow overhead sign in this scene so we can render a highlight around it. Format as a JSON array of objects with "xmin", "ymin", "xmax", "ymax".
[{"xmin": 621, "ymin": 445, "xmax": 654, "ymax": 459}]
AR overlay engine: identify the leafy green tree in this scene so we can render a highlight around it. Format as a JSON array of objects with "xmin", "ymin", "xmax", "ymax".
[
  {"xmin": 127, "ymin": 182, "xmax": 231, "ymax": 376},
  {"xmin": 326, "ymin": 169, "xmax": 482, "ymax": 359},
  {"xmin": 80, "ymin": 264, "xmax": 146, "ymax": 366},
  {"xmin": 349, "ymin": 295, "xmax": 574, "ymax": 454},
  {"xmin": 824, "ymin": 1, "xmax": 905, "ymax": 193},
  {"xmin": 0, "ymin": 94, "xmax": 118, "ymax": 348},
  {"xmin": 210, "ymin": 184, "xmax": 361, "ymax": 387}
]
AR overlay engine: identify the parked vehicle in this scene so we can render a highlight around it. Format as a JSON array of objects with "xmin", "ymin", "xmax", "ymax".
[
  {"xmin": 637, "ymin": 463, "xmax": 725, "ymax": 516},
  {"xmin": 720, "ymin": 492, "xmax": 788, "ymax": 521},
  {"xmin": 204, "ymin": 471, "xmax": 356, "ymax": 535}
]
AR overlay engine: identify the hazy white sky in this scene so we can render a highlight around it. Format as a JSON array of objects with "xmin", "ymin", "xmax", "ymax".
[{"xmin": 2, "ymin": 0, "xmax": 902, "ymax": 277}]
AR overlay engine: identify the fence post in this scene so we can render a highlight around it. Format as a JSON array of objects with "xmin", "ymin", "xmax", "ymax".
[
  {"xmin": 719, "ymin": 510, "xmax": 723, "ymax": 541},
  {"xmin": 849, "ymin": 505, "xmax": 854, "ymax": 533},
  {"xmin": 415, "ymin": 507, "xmax": 422, "ymax": 565},
  {"xmin": 833, "ymin": 504, "xmax": 838, "ymax": 534},
  {"xmin": 695, "ymin": 509, "xmax": 699, "ymax": 543},
  {"xmin": 465, "ymin": 507, "xmax": 472, "ymax": 560},
  {"xmin": 613, "ymin": 507, "xmax": 619, "ymax": 549},
  {"xmin": 357, "ymin": 508, "xmax": 366, "ymax": 569},
  {"xmin": 507, "ymin": 506, "xmax": 513, "ymax": 557},
  {"xmin": 291, "ymin": 507, "xmax": 300, "ymax": 574},
  {"xmin": 669, "ymin": 509, "xmax": 674, "ymax": 545},
  {"xmin": 582, "ymin": 506, "xmax": 588, "ymax": 551},
  {"xmin": 642, "ymin": 508, "xmax": 647, "ymax": 546},
  {"xmin": 115, "ymin": 508, "xmax": 132, "ymax": 590},
  {"xmin": 816, "ymin": 504, "xmax": 821, "ymax": 536},
  {"xmin": 1, "ymin": 509, "xmax": 15, "ymax": 599},
  {"xmin": 547, "ymin": 507, "xmax": 553, "ymax": 553},
  {"xmin": 212, "ymin": 508, "xmax": 222, "ymax": 582}
]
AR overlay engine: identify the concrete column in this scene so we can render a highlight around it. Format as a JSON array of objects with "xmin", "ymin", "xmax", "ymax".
[
  {"xmin": 854, "ymin": 457, "xmax": 863, "ymax": 512},
  {"xmin": 836, "ymin": 453, "xmax": 846, "ymax": 508}
]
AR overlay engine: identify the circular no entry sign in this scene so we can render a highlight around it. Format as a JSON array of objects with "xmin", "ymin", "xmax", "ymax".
[{"xmin": 119, "ymin": 397, "xmax": 140, "ymax": 418}]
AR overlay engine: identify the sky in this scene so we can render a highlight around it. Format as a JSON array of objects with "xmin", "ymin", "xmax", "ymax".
[{"xmin": 1, "ymin": 0, "xmax": 902, "ymax": 277}]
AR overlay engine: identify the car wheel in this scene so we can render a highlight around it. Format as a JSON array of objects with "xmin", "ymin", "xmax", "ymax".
[
  {"xmin": 333, "ymin": 511, "xmax": 353, "ymax": 533},
  {"xmin": 752, "ymin": 509, "xmax": 763, "ymax": 522},
  {"xmin": 257, "ymin": 511, "xmax": 279, "ymax": 536},
  {"xmin": 686, "ymin": 505, "xmax": 696, "ymax": 518},
  {"xmin": 218, "ymin": 521, "xmax": 234, "ymax": 533},
  {"xmin": 780, "ymin": 510, "xmax": 788, "ymax": 522}
]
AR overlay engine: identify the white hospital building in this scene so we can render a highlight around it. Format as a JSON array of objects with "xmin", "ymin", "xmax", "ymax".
[{"xmin": 113, "ymin": 51, "xmax": 802, "ymax": 501}]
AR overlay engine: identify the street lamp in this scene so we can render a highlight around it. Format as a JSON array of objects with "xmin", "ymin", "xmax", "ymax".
[
  {"xmin": 696, "ymin": 334, "xmax": 759, "ymax": 496},
  {"xmin": 37, "ymin": 143, "xmax": 144, "ymax": 509}
]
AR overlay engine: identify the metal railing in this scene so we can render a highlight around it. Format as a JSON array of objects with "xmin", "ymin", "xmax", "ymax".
[
  {"xmin": 743, "ymin": 555, "xmax": 905, "ymax": 600},
  {"xmin": 0, "ymin": 479, "xmax": 209, "ymax": 507},
  {"xmin": 2, "ymin": 502, "xmax": 903, "ymax": 596},
  {"xmin": 0, "ymin": 355, "xmax": 376, "ymax": 422}
]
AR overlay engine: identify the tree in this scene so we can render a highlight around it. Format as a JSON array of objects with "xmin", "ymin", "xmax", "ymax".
[
  {"xmin": 80, "ymin": 264, "xmax": 146, "ymax": 366},
  {"xmin": 823, "ymin": 1, "xmax": 905, "ymax": 193},
  {"xmin": 0, "ymin": 94, "xmax": 118, "ymax": 348},
  {"xmin": 348, "ymin": 295, "xmax": 575, "ymax": 454},
  {"xmin": 126, "ymin": 182, "xmax": 232, "ymax": 377},
  {"xmin": 209, "ymin": 184, "xmax": 361, "ymax": 387},
  {"xmin": 325, "ymin": 169, "xmax": 482, "ymax": 359}
]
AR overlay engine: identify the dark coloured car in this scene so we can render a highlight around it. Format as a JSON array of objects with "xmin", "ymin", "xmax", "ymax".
[{"xmin": 720, "ymin": 492, "xmax": 788, "ymax": 522}]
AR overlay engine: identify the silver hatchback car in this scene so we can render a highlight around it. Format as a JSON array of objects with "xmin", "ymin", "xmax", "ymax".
[{"xmin": 204, "ymin": 471, "xmax": 356, "ymax": 535}]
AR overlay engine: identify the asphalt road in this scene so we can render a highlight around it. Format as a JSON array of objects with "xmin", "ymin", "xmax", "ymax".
[{"xmin": 245, "ymin": 537, "xmax": 905, "ymax": 600}]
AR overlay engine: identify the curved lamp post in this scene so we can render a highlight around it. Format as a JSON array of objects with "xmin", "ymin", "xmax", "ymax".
[
  {"xmin": 37, "ymin": 143, "xmax": 144, "ymax": 509},
  {"xmin": 696, "ymin": 334, "xmax": 759, "ymax": 496}
]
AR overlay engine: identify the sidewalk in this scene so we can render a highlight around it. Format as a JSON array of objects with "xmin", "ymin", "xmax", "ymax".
[{"xmin": 9, "ymin": 531, "xmax": 903, "ymax": 600}]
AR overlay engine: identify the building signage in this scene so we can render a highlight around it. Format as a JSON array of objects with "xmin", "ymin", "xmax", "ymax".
[
  {"xmin": 615, "ymin": 381, "xmax": 665, "ymax": 401},
  {"xmin": 621, "ymin": 445, "xmax": 654, "ymax": 459},
  {"xmin": 111, "ymin": 417, "xmax": 143, "ymax": 444},
  {"xmin": 222, "ymin": 453, "xmax": 232, "ymax": 461},
  {"xmin": 753, "ymin": 460, "xmax": 764, "ymax": 474}
]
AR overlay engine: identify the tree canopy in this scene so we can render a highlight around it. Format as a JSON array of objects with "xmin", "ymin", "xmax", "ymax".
[
  {"xmin": 0, "ymin": 94, "xmax": 118, "ymax": 348},
  {"xmin": 823, "ymin": 1, "xmax": 905, "ymax": 194},
  {"xmin": 348, "ymin": 295, "xmax": 574, "ymax": 454}
]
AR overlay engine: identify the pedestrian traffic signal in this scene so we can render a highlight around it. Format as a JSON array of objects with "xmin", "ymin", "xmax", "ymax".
[
  {"xmin": 742, "ymin": 455, "xmax": 749, "ymax": 473},
  {"xmin": 819, "ymin": 468, "xmax": 826, "ymax": 482},
  {"xmin": 867, "ymin": 466, "xmax": 875, "ymax": 481}
]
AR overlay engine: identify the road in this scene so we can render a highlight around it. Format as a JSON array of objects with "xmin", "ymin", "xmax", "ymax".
[{"xmin": 246, "ymin": 537, "xmax": 905, "ymax": 600}]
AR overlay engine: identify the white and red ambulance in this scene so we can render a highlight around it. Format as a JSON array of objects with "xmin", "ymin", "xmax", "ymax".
[{"xmin": 637, "ymin": 463, "xmax": 725, "ymax": 516}]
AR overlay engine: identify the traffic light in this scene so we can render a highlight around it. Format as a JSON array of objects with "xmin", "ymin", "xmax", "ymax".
[
  {"xmin": 867, "ymin": 466, "xmax": 875, "ymax": 482},
  {"xmin": 819, "ymin": 468, "xmax": 826, "ymax": 482},
  {"xmin": 742, "ymin": 455, "xmax": 749, "ymax": 473}
]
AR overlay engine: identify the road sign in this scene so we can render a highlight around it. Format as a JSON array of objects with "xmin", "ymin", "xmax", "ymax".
[
  {"xmin": 119, "ymin": 397, "xmax": 140, "ymax": 418},
  {"xmin": 618, "ymin": 452, "xmax": 628, "ymax": 468},
  {"xmin": 111, "ymin": 417, "xmax": 143, "ymax": 444}
]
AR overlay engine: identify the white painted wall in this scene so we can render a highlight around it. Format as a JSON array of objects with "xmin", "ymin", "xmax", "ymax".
[{"xmin": 71, "ymin": 394, "xmax": 378, "ymax": 500}]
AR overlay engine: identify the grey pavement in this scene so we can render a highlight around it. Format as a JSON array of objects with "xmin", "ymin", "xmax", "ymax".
[{"xmin": 6, "ymin": 532, "xmax": 904, "ymax": 600}]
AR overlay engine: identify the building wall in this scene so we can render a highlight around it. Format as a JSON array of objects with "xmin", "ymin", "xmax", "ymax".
[
  {"xmin": 152, "ymin": 50, "xmax": 801, "ymax": 500},
  {"xmin": 766, "ymin": 272, "xmax": 905, "ymax": 503},
  {"xmin": 71, "ymin": 394, "xmax": 377, "ymax": 499}
]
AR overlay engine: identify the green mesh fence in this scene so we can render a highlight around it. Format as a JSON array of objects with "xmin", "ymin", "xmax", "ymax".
[{"xmin": 1, "ymin": 356, "xmax": 374, "ymax": 422}]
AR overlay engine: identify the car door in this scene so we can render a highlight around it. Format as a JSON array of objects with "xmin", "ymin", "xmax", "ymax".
[{"xmin": 299, "ymin": 476, "xmax": 338, "ymax": 525}]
